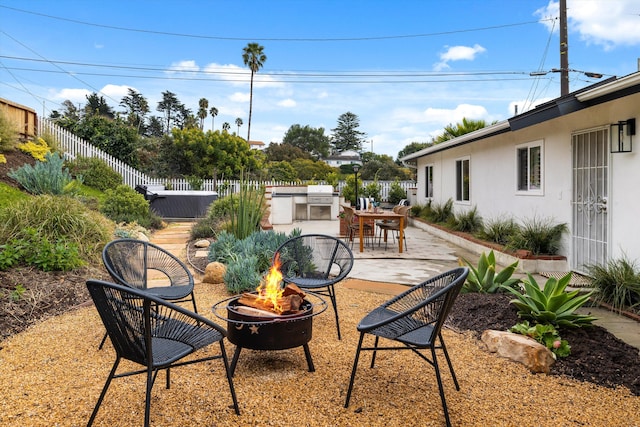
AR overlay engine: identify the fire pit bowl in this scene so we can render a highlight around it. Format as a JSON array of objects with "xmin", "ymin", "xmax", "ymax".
[{"xmin": 212, "ymin": 292, "xmax": 327, "ymax": 376}]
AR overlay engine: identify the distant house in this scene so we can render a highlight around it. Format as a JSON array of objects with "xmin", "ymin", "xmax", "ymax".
[
  {"xmin": 324, "ymin": 150, "xmax": 362, "ymax": 168},
  {"xmin": 248, "ymin": 140, "xmax": 265, "ymax": 150},
  {"xmin": 400, "ymin": 71, "xmax": 640, "ymax": 274}
]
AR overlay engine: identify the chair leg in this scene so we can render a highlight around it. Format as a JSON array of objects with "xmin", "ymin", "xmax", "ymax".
[
  {"xmin": 370, "ymin": 335, "xmax": 380, "ymax": 368},
  {"xmin": 327, "ymin": 285, "xmax": 341, "ymax": 340},
  {"xmin": 98, "ymin": 331, "xmax": 109, "ymax": 350},
  {"xmin": 344, "ymin": 332, "xmax": 365, "ymax": 408},
  {"xmin": 430, "ymin": 345, "xmax": 453, "ymax": 427},
  {"xmin": 219, "ymin": 341, "xmax": 241, "ymax": 415},
  {"xmin": 438, "ymin": 333, "xmax": 459, "ymax": 390},
  {"xmin": 88, "ymin": 357, "xmax": 121, "ymax": 427}
]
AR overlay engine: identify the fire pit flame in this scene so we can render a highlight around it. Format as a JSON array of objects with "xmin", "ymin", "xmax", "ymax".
[{"xmin": 256, "ymin": 252, "xmax": 285, "ymax": 313}]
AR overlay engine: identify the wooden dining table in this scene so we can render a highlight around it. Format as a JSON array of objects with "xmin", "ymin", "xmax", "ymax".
[{"xmin": 354, "ymin": 210, "xmax": 404, "ymax": 253}]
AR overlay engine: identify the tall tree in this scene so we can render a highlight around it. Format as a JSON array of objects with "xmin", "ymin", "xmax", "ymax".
[
  {"xmin": 84, "ymin": 93, "xmax": 115, "ymax": 119},
  {"xmin": 120, "ymin": 89, "xmax": 149, "ymax": 134},
  {"xmin": 331, "ymin": 112, "xmax": 366, "ymax": 153},
  {"xmin": 209, "ymin": 106, "xmax": 218, "ymax": 130},
  {"xmin": 282, "ymin": 124, "xmax": 331, "ymax": 159},
  {"xmin": 235, "ymin": 117, "xmax": 243, "ymax": 135},
  {"xmin": 242, "ymin": 42, "xmax": 267, "ymax": 142},
  {"xmin": 157, "ymin": 90, "xmax": 181, "ymax": 134},
  {"xmin": 197, "ymin": 98, "xmax": 209, "ymax": 130}
]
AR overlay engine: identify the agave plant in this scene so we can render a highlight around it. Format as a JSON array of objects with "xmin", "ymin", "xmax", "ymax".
[
  {"xmin": 506, "ymin": 272, "xmax": 597, "ymax": 328},
  {"xmin": 461, "ymin": 250, "xmax": 520, "ymax": 293}
]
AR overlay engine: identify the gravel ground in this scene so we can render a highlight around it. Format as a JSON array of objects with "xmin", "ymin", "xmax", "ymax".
[{"xmin": 0, "ymin": 279, "xmax": 638, "ymax": 427}]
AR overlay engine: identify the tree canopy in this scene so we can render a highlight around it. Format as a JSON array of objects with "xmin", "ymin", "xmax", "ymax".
[
  {"xmin": 331, "ymin": 112, "xmax": 366, "ymax": 153},
  {"xmin": 282, "ymin": 124, "xmax": 331, "ymax": 159}
]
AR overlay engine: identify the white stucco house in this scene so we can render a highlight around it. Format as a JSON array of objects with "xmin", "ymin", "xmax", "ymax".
[
  {"xmin": 324, "ymin": 150, "xmax": 362, "ymax": 168},
  {"xmin": 400, "ymin": 71, "xmax": 640, "ymax": 275}
]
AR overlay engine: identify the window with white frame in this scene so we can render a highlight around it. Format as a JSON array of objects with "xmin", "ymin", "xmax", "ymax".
[
  {"xmin": 425, "ymin": 165, "xmax": 434, "ymax": 198},
  {"xmin": 516, "ymin": 140, "xmax": 543, "ymax": 194},
  {"xmin": 455, "ymin": 157, "xmax": 470, "ymax": 202}
]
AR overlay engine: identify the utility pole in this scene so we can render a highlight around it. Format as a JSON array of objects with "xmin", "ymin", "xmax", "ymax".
[{"xmin": 560, "ymin": 0, "xmax": 569, "ymax": 96}]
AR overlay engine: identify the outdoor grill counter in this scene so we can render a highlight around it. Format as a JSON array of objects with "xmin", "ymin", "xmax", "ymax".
[
  {"xmin": 270, "ymin": 185, "xmax": 340, "ymax": 224},
  {"xmin": 135, "ymin": 184, "xmax": 217, "ymax": 219}
]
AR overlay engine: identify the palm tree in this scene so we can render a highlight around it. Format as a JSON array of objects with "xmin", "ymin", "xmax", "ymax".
[
  {"xmin": 209, "ymin": 106, "xmax": 218, "ymax": 130},
  {"xmin": 242, "ymin": 43, "xmax": 267, "ymax": 142},
  {"xmin": 235, "ymin": 117, "xmax": 243, "ymax": 135},
  {"xmin": 222, "ymin": 122, "xmax": 230, "ymax": 132},
  {"xmin": 198, "ymin": 98, "xmax": 209, "ymax": 130}
]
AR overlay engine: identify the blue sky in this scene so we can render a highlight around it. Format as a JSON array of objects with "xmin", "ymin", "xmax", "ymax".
[{"xmin": 1, "ymin": 0, "xmax": 639, "ymax": 158}]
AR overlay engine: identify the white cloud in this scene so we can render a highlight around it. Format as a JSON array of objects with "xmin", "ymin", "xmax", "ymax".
[
  {"xmin": 167, "ymin": 60, "xmax": 200, "ymax": 73},
  {"xmin": 535, "ymin": 0, "xmax": 640, "ymax": 49},
  {"xmin": 101, "ymin": 84, "xmax": 132, "ymax": 100},
  {"xmin": 229, "ymin": 92, "xmax": 250, "ymax": 103},
  {"xmin": 423, "ymin": 104, "xmax": 490, "ymax": 125},
  {"xmin": 277, "ymin": 98, "xmax": 296, "ymax": 108},
  {"xmin": 51, "ymin": 88, "xmax": 91, "ymax": 103},
  {"xmin": 434, "ymin": 44, "xmax": 487, "ymax": 70}
]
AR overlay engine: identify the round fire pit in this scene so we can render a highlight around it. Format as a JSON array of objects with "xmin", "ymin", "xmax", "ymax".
[{"xmin": 213, "ymin": 292, "xmax": 327, "ymax": 376}]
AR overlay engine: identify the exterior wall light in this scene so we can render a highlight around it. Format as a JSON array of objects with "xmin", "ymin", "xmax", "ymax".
[{"xmin": 610, "ymin": 118, "xmax": 636, "ymax": 153}]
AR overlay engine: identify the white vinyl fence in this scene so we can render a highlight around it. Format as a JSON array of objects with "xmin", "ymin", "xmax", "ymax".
[{"xmin": 38, "ymin": 117, "xmax": 415, "ymax": 200}]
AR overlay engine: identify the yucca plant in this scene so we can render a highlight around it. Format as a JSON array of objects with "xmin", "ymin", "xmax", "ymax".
[
  {"xmin": 460, "ymin": 250, "xmax": 520, "ymax": 293},
  {"xmin": 506, "ymin": 272, "xmax": 597, "ymax": 328},
  {"xmin": 229, "ymin": 172, "xmax": 266, "ymax": 240}
]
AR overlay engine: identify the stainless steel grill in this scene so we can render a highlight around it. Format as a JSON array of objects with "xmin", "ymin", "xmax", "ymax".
[{"xmin": 306, "ymin": 185, "xmax": 334, "ymax": 205}]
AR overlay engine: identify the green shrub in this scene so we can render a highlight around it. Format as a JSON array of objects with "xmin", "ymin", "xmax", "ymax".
[
  {"xmin": 8, "ymin": 151, "xmax": 82, "ymax": 195},
  {"xmin": 229, "ymin": 174, "xmax": 266, "ymax": 240},
  {"xmin": 0, "ymin": 111, "xmax": 19, "ymax": 152},
  {"xmin": 66, "ymin": 156, "xmax": 122, "ymax": 191},
  {"xmin": 0, "ymin": 228, "xmax": 84, "ymax": 271},
  {"xmin": 224, "ymin": 255, "xmax": 261, "ymax": 294},
  {"xmin": 0, "ymin": 195, "xmax": 114, "ymax": 264},
  {"xmin": 586, "ymin": 255, "xmax": 640, "ymax": 312},
  {"xmin": 476, "ymin": 216, "xmax": 520, "ymax": 245},
  {"xmin": 209, "ymin": 229, "xmax": 301, "ymax": 293},
  {"xmin": 461, "ymin": 250, "xmax": 520, "ymax": 293},
  {"xmin": 428, "ymin": 198, "xmax": 453, "ymax": 223},
  {"xmin": 186, "ymin": 175, "xmax": 203, "ymax": 190},
  {"xmin": 449, "ymin": 205, "xmax": 483, "ymax": 233},
  {"xmin": 101, "ymin": 184, "xmax": 157, "ymax": 228},
  {"xmin": 506, "ymin": 216, "xmax": 568, "ymax": 255},
  {"xmin": 510, "ymin": 321, "xmax": 571, "ymax": 358},
  {"xmin": 387, "ymin": 179, "xmax": 407, "ymax": 205},
  {"xmin": 505, "ymin": 272, "xmax": 596, "ymax": 328}
]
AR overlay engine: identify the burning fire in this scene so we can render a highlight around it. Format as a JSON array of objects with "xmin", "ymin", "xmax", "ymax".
[{"xmin": 256, "ymin": 252, "xmax": 285, "ymax": 313}]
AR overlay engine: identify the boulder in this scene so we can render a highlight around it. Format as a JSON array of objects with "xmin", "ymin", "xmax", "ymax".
[
  {"xmin": 481, "ymin": 329, "xmax": 556, "ymax": 374},
  {"xmin": 194, "ymin": 239, "xmax": 211, "ymax": 248},
  {"xmin": 203, "ymin": 262, "xmax": 226, "ymax": 284}
]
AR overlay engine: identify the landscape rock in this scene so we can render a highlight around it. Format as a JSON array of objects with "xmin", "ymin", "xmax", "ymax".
[
  {"xmin": 481, "ymin": 329, "xmax": 556, "ymax": 374},
  {"xmin": 203, "ymin": 262, "xmax": 226, "ymax": 284},
  {"xmin": 194, "ymin": 239, "xmax": 211, "ymax": 248}
]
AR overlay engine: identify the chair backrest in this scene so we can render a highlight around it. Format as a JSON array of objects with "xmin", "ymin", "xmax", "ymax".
[
  {"xmin": 398, "ymin": 205, "xmax": 410, "ymax": 229},
  {"xmin": 342, "ymin": 205, "xmax": 355, "ymax": 224},
  {"xmin": 378, "ymin": 267, "xmax": 469, "ymax": 342},
  {"xmin": 102, "ymin": 239, "xmax": 193, "ymax": 291},
  {"xmin": 87, "ymin": 279, "xmax": 153, "ymax": 365},
  {"xmin": 275, "ymin": 234, "xmax": 354, "ymax": 283}
]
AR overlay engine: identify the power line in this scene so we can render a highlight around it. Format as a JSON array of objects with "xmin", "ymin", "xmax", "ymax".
[{"xmin": 0, "ymin": 5, "xmax": 550, "ymax": 42}]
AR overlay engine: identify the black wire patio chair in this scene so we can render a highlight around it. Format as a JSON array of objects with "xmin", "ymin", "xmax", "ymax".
[
  {"xmin": 99, "ymin": 238, "xmax": 197, "ymax": 349},
  {"xmin": 344, "ymin": 267, "xmax": 469, "ymax": 427},
  {"xmin": 275, "ymin": 234, "xmax": 354, "ymax": 340},
  {"xmin": 85, "ymin": 279, "xmax": 240, "ymax": 427}
]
